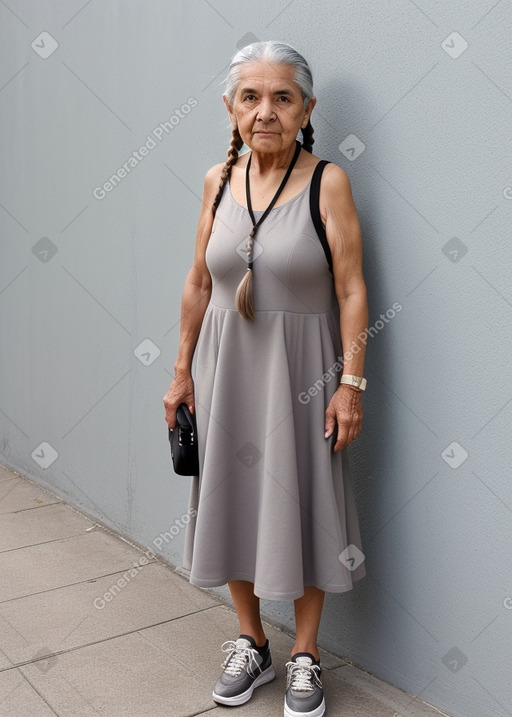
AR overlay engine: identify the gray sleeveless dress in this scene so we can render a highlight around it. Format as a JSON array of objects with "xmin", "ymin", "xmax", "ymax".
[{"xmin": 182, "ymin": 162, "xmax": 366, "ymax": 600}]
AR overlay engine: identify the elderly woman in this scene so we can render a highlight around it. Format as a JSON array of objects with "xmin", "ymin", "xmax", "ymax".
[{"xmin": 163, "ymin": 41, "xmax": 367, "ymax": 717}]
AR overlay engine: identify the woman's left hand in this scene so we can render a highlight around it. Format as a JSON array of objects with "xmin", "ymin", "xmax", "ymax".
[{"xmin": 325, "ymin": 386, "xmax": 363, "ymax": 451}]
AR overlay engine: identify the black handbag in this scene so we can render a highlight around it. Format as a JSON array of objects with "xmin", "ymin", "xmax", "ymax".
[{"xmin": 168, "ymin": 403, "xmax": 199, "ymax": 476}]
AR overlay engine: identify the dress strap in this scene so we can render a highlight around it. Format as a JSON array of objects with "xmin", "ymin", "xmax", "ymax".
[{"xmin": 309, "ymin": 160, "xmax": 333, "ymax": 276}]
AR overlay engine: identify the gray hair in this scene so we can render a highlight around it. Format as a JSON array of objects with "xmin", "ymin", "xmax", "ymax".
[
  {"xmin": 224, "ymin": 41, "xmax": 314, "ymax": 110},
  {"xmin": 213, "ymin": 41, "xmax": 316, "ymax": 321}
]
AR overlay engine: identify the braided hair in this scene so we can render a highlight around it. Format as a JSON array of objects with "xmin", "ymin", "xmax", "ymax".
[
  {"xmin": 212, "ymin": 127, "xmax": 244, "ymax": 218},
  {"xmin": 301, "ymin": 120, "xmax": 315, "ymax": 153},
  {"xmin": 214, "ymin": 41, "xmax": 316, "ymax": 321}
]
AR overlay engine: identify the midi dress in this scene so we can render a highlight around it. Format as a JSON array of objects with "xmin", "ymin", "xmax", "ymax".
[{"xmin": 182, "ymin": 159, "xmax": 366, "ymax": 601}]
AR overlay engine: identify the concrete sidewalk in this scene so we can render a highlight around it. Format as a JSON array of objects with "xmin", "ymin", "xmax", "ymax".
[{"xmin": 0, "ymin": 464, "xmax": 449, "ymax": 717}]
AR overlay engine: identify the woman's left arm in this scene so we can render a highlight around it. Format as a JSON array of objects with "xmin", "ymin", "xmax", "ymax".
[{"xmin": 321, "ymin": 164, "xmax": 369, "ymax": 452}]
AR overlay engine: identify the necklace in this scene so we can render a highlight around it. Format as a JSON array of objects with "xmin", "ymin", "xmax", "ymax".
[{"xmin": 243, "ymin": 139, "xmax": 302, "ymax": 269}]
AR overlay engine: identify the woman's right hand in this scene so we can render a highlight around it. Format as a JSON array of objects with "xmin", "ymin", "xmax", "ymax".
[
  {"xmin": 162, "ymin": 164, "xmax": 223, "ymax": 431},
  {"xmin": 163, "ymin": 370, "xmax": 195, "ymax": 429}
]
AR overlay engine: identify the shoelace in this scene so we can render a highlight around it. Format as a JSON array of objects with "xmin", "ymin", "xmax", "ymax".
[
  {"xmin": 221, "ymin": 641, "xmax": 260, "ymax": 677},
  {"xmin": 285, "ymin": 661, "xmax": 322, "ymax": 692}
]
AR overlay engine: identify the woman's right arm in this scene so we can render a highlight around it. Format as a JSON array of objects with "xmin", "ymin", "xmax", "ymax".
[{"xmin": 163, "ymin": 163, "xmax": 224, "ymax": 429}]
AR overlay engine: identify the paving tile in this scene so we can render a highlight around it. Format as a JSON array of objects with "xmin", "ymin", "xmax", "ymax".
[
  {"xmin": 314, "ymin": 666, "xmax": 424, "ymax": 717},
  {"xmin": 137, "ymin": 608, "xmax": 401, "ymax": 717},
  {"xmin": 331, "ymin": 664, "xmax": 446, "ymax": 717},
  {"xmin": 0, "ymin": 465, "xmax": 18, "ymax": 483},
  {"xmin": 19, "ymin": 631, "xmax": 214, "ymax": 717},
  {"xmin": 0, "ymin": 477, "xmax": 60, "ymax": 514},
  {"xmin": 204, "ymin": 706, "xmax": 290, "ymax": 717},
  {"xmin": 0, "ymin": 469, "xmax": 449, "ymax": 717},
  {"xmin": 0, "ymin": 563, "xmax": 217, "ymax": 666},
  {"xmin": 139, "ymin": 606, "xmax": 433, "ymax": 717},
  {"xmin": 0, "ymin": 647, "xmax": 13, "ymax": 671},
  {"xmin": 0, "ymin": 502, "xmax": 94, "ymax": 553},
  {"xmin": 0, "ymin": 530, "xmax": 152, "ymax": 601},
  {"xmin": 139, "ymin": 604, "xmax": 288, "ymax": 714},
  {"xmin": 0, "ymin": 669, "xmax": 57, "ymax": 715},
  {"xmin": 198, "ymin": 665, "xmax": 419, "ymax": 717},
  {"xmin": 139, "ymin": 603, "xmax": 344, "ymax": 682}
]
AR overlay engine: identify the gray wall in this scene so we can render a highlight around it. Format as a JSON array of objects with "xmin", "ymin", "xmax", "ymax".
[{"xmin": 1, "ymin": 2, "xmax": 511, "ymax": 716}]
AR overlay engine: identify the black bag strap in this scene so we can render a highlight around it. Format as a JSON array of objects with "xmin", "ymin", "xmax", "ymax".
[{"xmin": 309, "ymin": 160, "xmax": 333, "ymax": 276}]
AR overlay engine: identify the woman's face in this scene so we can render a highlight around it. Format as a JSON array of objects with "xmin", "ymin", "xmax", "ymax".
[{"xmin": 224, "ymin": 60, "xmax": 316, "ymax": 154}]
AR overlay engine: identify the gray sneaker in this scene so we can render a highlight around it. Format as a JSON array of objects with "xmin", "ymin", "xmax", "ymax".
[
  {"xmin": 284, "ymin": 653, "xmax": 325, "ymax": 717},
  {"xmin": 212, "ymin": 634, "xmax": 276, "ymax": 706}
]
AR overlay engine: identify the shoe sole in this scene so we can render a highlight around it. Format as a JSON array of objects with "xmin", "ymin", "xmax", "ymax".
[
  {"xmin": 284, "ymin": 696, "xmax": 326, "ymax": 717},
  {"xmin": 212, "ymin": 664, "xmax": 276, "ymax": 706}
]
